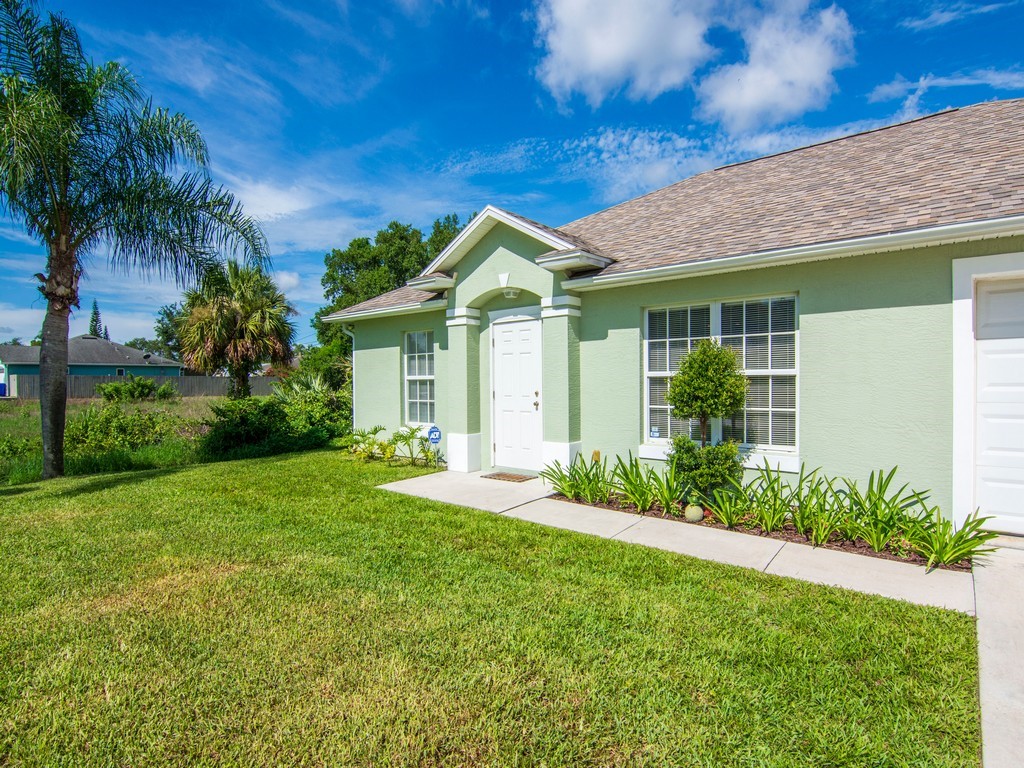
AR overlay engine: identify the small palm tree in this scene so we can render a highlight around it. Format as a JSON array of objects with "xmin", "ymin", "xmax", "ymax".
[
  {"xmin": 0, "ymin": 0, "xmax": 267, "ymax": 477},
  {"xmin": 179, "ymin": 261, "xmax": 296, "ymax": 398}
]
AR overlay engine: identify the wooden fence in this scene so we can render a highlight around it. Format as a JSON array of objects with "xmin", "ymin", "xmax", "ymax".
[{"xmin": 8, "ymin": 374, "xmax": 281, "ymax": 399}]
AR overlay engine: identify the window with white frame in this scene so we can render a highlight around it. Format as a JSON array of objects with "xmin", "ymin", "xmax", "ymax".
[
  {"xmin": 404, "ymin": 331, "xmax": 434, "ymax": 424},
  {"xmin": 644, "ymin": 296, "xmax": 798, "ymax": 451},
  {"xmin": 645, "ymin": 305, "xmax": 711, "ymax": 441}
]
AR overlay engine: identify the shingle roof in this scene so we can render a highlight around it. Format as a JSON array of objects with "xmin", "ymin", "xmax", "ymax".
[
  {"xmin": 0, "ymin": 336, "xmax": 181, "ymax": 367},
  {"xmin": 490, "ymin": 206, "xmax": 601, "ymax": 255},
  {"xmin": 335, "ymin": 99, "xmax": 1024, "ymax": 317},
  {"xmin": 329, "ymin": 284, "xmax": 444, "ymax": 318},
  {"xmin": 0, "ymin": 345, "xmax": 39, "ymax": 364},
  {"xmin": 558, "ymin": 99, "xmax": 1024, "ymax": 275}
]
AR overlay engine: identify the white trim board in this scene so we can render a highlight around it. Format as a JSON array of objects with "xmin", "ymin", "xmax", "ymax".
[{"xmin": 952, "ymin": 251, "xmax": 1024, "ymax": 529}]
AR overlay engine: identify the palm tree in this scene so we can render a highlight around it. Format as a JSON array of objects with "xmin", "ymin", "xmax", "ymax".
[
  {"xmin": 179, "ymin": 261, "xmax": 296, "ymax": 398},
  {"xmin": 0, "ymin": 0, "xmax": 268, "ymax": 478}
]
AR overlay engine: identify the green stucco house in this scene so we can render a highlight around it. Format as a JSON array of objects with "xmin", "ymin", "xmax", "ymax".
[
  {"xmin": 0, "ymin": 335, "xmax": 181, "ymax": 395},
  {"xmin": 326, "ymin": 99, "xmax": 1024, "ymax": 534}
]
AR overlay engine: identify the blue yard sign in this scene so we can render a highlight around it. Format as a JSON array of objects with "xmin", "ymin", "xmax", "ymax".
[{"xmin": 427, "ymin": 426, "xmax": 442, "ymax": 445}]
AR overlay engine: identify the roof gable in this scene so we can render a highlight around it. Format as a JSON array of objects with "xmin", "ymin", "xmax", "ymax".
[{"xmin": 420, "ymin": 205, "xmax": 600, "ymax": 277}]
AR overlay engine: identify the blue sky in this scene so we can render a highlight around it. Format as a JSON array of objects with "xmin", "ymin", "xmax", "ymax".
[{"xmin": 1, "ymin": 0, "xmax": 1022, "ymax": 345}]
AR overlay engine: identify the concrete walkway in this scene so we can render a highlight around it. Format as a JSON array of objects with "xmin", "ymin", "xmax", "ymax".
[
  {"xmin": 381, "ymin": 471, "xmax": 1021, "ymax": 767},
  {"xmin": 974, "ymin": 536, "xmax": 1024, "ymax": 768},
  {"xmin": 381, "ymin": 471, "xmax": 975, "ymax": 612}
]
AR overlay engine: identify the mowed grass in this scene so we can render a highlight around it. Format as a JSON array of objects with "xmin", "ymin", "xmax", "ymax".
[{"xmin": 0, "ymin": 452, "xmax": 980, "ymax": 767}]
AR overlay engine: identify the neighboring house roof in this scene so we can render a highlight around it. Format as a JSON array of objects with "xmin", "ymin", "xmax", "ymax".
[
  {"xmin": 0, "ymin": 345, "xmax": 39, "ymax": 364},
  {"xmin": 0, "ymin": 335, "xmax": 181, "ymax": 367},
  {"xmin": 329, "ymin": 99, "xmax": 1024, "ymax": 320}
]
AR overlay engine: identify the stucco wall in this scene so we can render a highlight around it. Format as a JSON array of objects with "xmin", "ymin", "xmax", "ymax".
[{"xmin": 350, "ymin": 227, "xmax": 1024, "ymax": 516}]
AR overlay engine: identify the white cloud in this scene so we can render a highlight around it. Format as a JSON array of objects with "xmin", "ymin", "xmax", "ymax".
[
  {"xmin": 698, "ymin": 2, "xmax": 854, "ymax": 133},
  {"xmin": 870, "ymin": 68, "xmax": 1024, "ymax": 103},
  {"xmin": 900, "ymin": 2, "xmax": 1013, "ymax": 31},
  {"xmin": 557, "ymin": 128, "xmax": 717, "ymax": 202},
  {"xmin": 535, "ymin": 0, "xmax": 715, "ymax": 106}
]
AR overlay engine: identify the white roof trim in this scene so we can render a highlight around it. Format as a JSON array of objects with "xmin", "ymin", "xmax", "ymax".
[
  {"xmin": 323, "ymin": 299, "xmax": 448, "ymax": 323},
  {"xmin": 406, "ymin": 273, "xmax": 456, "ymax": 291},
  {"xmin": 421, "ymin": 205, "xmax": 579, "ymax": 276},
  {"xmin": 562, "ymin": 214, "xmax": 1024, "ymax": 292},
  {"xmin": 536, "ymin": 248, "xmax": 614, "ymax": 273}
]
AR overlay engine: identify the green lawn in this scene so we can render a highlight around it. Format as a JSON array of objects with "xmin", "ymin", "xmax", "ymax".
[{"xmin": 0, "ymin": 451, "xmax": 980, "ymax": 767}]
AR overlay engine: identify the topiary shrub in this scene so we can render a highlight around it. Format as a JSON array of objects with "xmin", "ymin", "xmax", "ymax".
[
  {"xmin": 666, "ymin": 338, "xmax": 746, "ymax": 447},
  {"xmin": 667, "ymin": 435, "xmax": 743, "ymax": 500}
]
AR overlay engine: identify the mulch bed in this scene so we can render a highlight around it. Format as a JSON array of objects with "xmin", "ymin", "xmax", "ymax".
[{"xmin": 551, "ymin": 494, "xmax": 972, "ymax": 572}]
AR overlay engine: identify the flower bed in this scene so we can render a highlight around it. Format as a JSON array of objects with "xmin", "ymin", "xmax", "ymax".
[{"xmin": 540, "ymin": 456, "xmax": 998, "ymax": 572}]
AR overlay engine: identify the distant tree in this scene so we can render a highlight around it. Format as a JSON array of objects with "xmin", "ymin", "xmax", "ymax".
[
  {"xmin": 314, "ymin": 214, "xmax": 466, "ymax": 349},
  {"xmin": 30, "ymin": 332, "xmax": 41, "ymax": 346},
  {"xmin": 88, "ymin": 300, "xmax": 102, "ymax": 337},
  {"xmin": 179, "ymin": 261, "xmax": 297, "ymax": 398},
  {"xmin": 0, "ymin": 0, "xmax": 267, "ymax": 477},
  {"xmin": 102, "ymin": 325, "xmax": 110, "ymax": 341},
  {"xmin": 154, "ymin": 303, "xmax": 185, "ymax": 360},
  {"xmin": 1, "ymin": 337, "xmax": 23, "ymax": 345},
  {"xmin": 426, "ymin": 212, "xmax": 469, "ymax": 261}
]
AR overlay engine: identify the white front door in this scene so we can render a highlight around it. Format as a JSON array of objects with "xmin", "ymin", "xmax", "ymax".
[
  {"xmin": 493, "ymin": 318, "xmax": 543, "ymax": 471},
  {"xmin": 975, "ymin": 278, "xmax": 1024, "ymax": 534}
]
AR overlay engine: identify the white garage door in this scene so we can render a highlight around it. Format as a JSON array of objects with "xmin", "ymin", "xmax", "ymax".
[{"xmin": 975, "ymin": 278, "xmax": 1024, "ymax": 534}]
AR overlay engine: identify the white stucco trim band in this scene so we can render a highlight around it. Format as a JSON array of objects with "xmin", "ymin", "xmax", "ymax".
[
  {"xmin": 445, "ymin": 307, "xmax": 481, "ymax": 327},
  {"xmin": 638, "ymin": 442, "xmax": 801, "ymax": 473},
  {"xmin": 952, "ymin": 251, "xmax": 1024, "ymax": 528},
  {"xmin": 447, "ymin": 432, "xmax": 482, "ymax": 473},
  {"xmin": 564, "ymin": 215, "xmax": 1024, "ymax": 292},
  {"xmin": 542, "ymin": 441, "xmax": 582, "ymax": 467}
]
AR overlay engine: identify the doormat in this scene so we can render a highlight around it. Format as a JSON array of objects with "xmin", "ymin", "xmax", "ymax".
[{"xmin": 482, "ymin": 472, "xmax": 535, "ymax": 483}]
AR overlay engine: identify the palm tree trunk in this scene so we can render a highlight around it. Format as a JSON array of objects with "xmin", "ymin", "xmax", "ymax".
[
  {"xmin": 229, "ymin": 367, "xmax": 251, "ymax": 399},
  {"xmin": 39, "ymin": 296, "xmax": 71, "ymax": 479},
  {"xmin": 39, "ymin": 241, "xmax": 80, "ymax": 479}
]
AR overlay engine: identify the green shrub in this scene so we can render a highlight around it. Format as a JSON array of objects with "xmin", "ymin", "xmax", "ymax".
[
  {"xmin": 200, "ymin": 398, "xmax": 329, "ymax": 460},
  {"xmin": 64, "ymin": 404, "xmax": 177, "ymax": 454},
  {"xmin": 154, "ymin": 381, "xmax": 179, "ymax": 401},
  {"xmin": 273, "ymin": 372, "xmax": 352, "ymax": 438},
  {"xmin": 539, "ymin": 454, "xmax": 612, "ymax": 504},
  {"xmin": 746, "ymin": 463, "xmax": 790, "ymax": 533},
  {"xmin": 0, "ymin": 434, "xmax": 34, "ymax": 459},
  {"xmin": 908, "ymin": 510, "xmax": 999, "ymax": 569},
  {"xmin": 612, "ymin": 454, "xmax": 656, "ymax": 512},
  {"xmin": 708, "ymin": 482, "xmax": 748, "ymax": 528},
  {"xmin": 650, "ymin": 469, "xmax": 687, "ymax": 516},
  {"xmin": 667, "ymin": 436, "xmax": 743, "ymax": 499},
  {"xmin": 350, "ymin": 426, "xmax": 390, "ymax": 462},
  {"xmin": 96, "ymin": 373, "xmax": 158, "ymax": 402}
]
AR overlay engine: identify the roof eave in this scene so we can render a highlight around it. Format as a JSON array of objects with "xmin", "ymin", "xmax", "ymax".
[
  {"xmin": 323, "ymin": 298, "xmax": 448, "ymax": 323},
  {"xmin": 563, "ymin": 214, "xmax": 1024, "ymax": 292},
  {"xmin": 536, "ymin": 249, "xmax": 615, "ymax": 274},
  {"xmin": 405, "ymin": 274, "xmax": 456, "ymax": 291}
]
